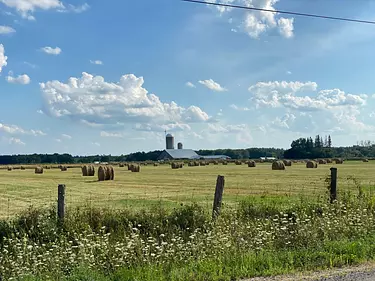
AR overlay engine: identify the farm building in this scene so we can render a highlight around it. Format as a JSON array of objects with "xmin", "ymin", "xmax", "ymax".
[
  {"xmin": 157, "ymin": 133, "xmax": 229, "ymax": 161},
  {"xmin": 157, "ymin": 149, "xmax": 199, "ymax": 160}
]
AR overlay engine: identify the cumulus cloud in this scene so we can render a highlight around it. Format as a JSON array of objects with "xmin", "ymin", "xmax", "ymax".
[
  {"xmin": 40, "ymin": 72, "xmax": 211, "ymax": 129},
  {"xmin": 40, "ymin": 46, "xmax": 61, "ymax": 55},
  {"xmin": 185, "ymin": 81, "xmax": 196, "ymax": 88},
  {"xmin": 248, "ymin": 81, "xmax": 366, "ymax": 111},
  {"xmin": 0, "ymin": 25, "xmax": 16, "ymax": 34},
  {"xmin": 199, "ymin": 79, "xmax": 227, "ymax": 92},
  {"xmin": 0, "ymin": 0, "xmax": 89, "ymax": 19},
  {"xmin": 9, "ymin": 137, "xmax": 25, "ymax": 145},
  {"xmin": 90, "ymin": 60, "xmax": 103, "ymax": 65},
  {"xmin": 206, "ymin": 0, "xmax": 294, "ymax": 39},
  {"xmin": 0, "ymin": 44, "xmax": 7, "ymax": 73},
  {"xmin": 0, "ymin": 122, "xmax": 46, "ymax": 136},
  {"xmin": 6, "ymin": 73, "xmax": 31, "ymax": 84}
]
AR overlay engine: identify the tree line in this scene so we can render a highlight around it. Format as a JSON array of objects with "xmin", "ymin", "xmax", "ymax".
[{"xmin": 1, "ymin": 135, "xmax": 375, "ymax": 164}]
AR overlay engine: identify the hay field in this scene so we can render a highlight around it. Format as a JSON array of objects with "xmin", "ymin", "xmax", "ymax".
[{"xmin": 0, "ymin": 161, "xmax": 374, "ymax": 218}]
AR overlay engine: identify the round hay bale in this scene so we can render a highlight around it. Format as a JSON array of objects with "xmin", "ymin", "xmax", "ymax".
[
  {"xmin": 222, "ymin": 161, "xmax": 228, "ymax": 165},
  {"xmin": 306, "ymin": 160, "xmax": 318, "ymax": 168},
  {"xmin": 44, "ymin": 165, "xmax": 51, "ymax": 169},
  {"xmin": 283, "ymin": 160, "xmax": 292, "ymax": 166},
  {"xmin": 248, "ymin": 160, "xmax": 256, "ymax": 168},
  {"xmin": 318, "ymin": 159, "xmax": 327, "ymax": 164},
  {"xmin": 131, "ymin": 165, "xmax": 140, "ymax": 172},
  {"xmin": 363, "ymin": 159, "xmax": 369, "ymax": 163},
  {"xmin": 213, "ymin": 161, "xmax": 219, "ymax": 165},
  {"xmin": 98, "ymin": 166, "xmax": 106, "ymax": 181},
  {"xmin": 335, "ymin": 159, "xmax": 344, "ymax": 164},
  {"xmin": 153, "ymin": 163, "xmax": 159, "ymax": 167},
  {"xmin": 20, "ymin": 166, "xmax": 26, "ymax": 170},
  {"xmin": 88, "ymin": 165, "xmax": 95, "ymax": 176},
  {"xmin": 119, "ymin": 163, "xmax": 125, "ymax": 167},
  {"xmin": 272, "ymin": 161, "xmax": 285, "ymax": 170},
  {"xmin": 7, "ymin": 166, "xmax": 13, "ymax": 171},
  {"xmin": 326, "ymin": 159, "xmax": 332, "ymax": 163},
  {"xmin": 60, "ymin": 166, "xmax": 68, "ymax": 171},
  {"xmin": 128, "ymin": 164, "xmax": 133, "ymax": 171},
  {"xmin": 235, "ymin": 160, "xmax": 242, "ymax": 165},
  {"xmin": 108, "ymin": 165, "xmax": 114, "ymax": 180},
  {"xmin": 82, "ymin": 165, "xmax": 89, "ymax": 176},
  {"xmin": 35, "ymin": 167, "xmax": 44, "ymax": 174}
]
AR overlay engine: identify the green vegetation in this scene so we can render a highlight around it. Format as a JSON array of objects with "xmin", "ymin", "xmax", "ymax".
[{"xmin": 2, "ymin": 190, "xmax": 375, "ymax": 280}]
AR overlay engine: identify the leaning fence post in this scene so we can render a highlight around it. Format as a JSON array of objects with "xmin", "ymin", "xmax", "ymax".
[
  {"xmin": 58, "ymin": 184, "xmax": 66, "ymax": 221},
  {"xmin": 212, "ymin": 175, "xmax": 225, "ymax": 220},
  {"xmin": 330, "ymin": 168, "xmax": 337, "ymax": 203}
]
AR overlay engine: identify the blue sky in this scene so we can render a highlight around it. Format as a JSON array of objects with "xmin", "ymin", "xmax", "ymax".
[{"xmin": 1, "ymin": 0, "xmax": 375, "ymax": 155}]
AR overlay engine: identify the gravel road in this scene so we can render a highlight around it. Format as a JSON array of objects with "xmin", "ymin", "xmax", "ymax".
[{"xmin": 244, "ymin": 262, "xmax": 375, "ymax": 281}]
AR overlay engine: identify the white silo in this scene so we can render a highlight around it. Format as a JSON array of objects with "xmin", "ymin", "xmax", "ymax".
[{"xmin": 166, "ymin": 134, "xmax": 174, "ymax": 149}]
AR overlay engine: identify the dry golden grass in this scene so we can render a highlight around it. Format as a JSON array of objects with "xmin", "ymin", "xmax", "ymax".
[{"xmin": 0, "ymin": 161, "xmax": 374, "ymax": 218}]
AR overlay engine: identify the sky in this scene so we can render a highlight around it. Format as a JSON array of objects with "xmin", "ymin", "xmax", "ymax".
[{"xmin": 1, "ymin": 0, "xmax": 375, "ymax": 155}]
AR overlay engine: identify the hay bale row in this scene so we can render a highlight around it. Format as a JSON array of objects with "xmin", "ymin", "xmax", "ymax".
[
  {"xmin": 35, "ymin": 167, "xmax": 43, "ymax": 174},
  {"xmin": 98, "ymin": 165, "xmax": 114, "ymax": 181},
  {"xmin": 283, "ymin": 160, "xmax": 292, "ymax": 166},
  {"xmin": 272, "ymin": 161, "xmax": 285, "ymax": 170},
  {"xmin": 306, "ymin": 160, "xmax": 318, "ymax": 168},
  {"xmin": 82, "ymin": 165, "xmax": 95, "ymax": 176},
  {"xmin": 171, "ymin": 162, "xmax": 183, "ymax": 169}
]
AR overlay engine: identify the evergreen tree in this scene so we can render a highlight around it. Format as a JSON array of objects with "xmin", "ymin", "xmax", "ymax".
[
  {"xmin": 320, "ymin": 136, "xmax": 324, "ymax": 148},
  {"xmin": 328, "ymin": 135, "xmax": 332, "ymax": 148},
  {"xmin": 315, "ymin": 135, "xmax": 321, "ymax": 148},
  {"xmin": 324, "ymin": 135, "xmax": 328, "ymax": 147}
]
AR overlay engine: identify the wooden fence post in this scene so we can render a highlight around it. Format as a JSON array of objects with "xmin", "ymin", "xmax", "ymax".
[
  {"xmin": 330, "ymin": 168, "xmax": 337, "ymax": 203},
  {"xmin": 212, "ymin": 175, "xmax": 225, "ymax": 220},
  {"xmin": 58, "ymin": 184, "xmax": 66, "ymax": 221}
]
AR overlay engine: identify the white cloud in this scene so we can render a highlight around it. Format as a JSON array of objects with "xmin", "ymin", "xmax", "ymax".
[
  {"xmin": 286, "ymin": 71, "xmax": 292, "ymax": 75},
  {"xmin": 61, "ymin": 133, "xmax": 72, "ymax": 139},
  {"xmin": 40, "ymin": 46, "xmax": 61, "ymax": 55},
  {"xmin": 90, "ymin": 60, "xmax": 103, "ymax": 65},
  {"xmin": 0, "ymin": 25, "xmax": 16, "ymax": 34},
  {"xmin": 91, "ymin": 142, "xmax": 100, "ymax": 147},
  {"xmin": 0, "ymin": 0, "xmax": 63, "ymax": 19},
  {"xmin": 9, "ymin": 137, "xmax": 25, "ymax": 145},
  {"xmin": 133, "ymin": 123, "xmax": 191, "ymax": 132},
  {"xmin": 230, "ymin": 104, "xmax": 250, "ymax": 111},
  {"xmin": 206, "ymin": 0, "xmax": 294, "ymax": 39},
  {"xmin": 6, "ymin": 73, "xmax": 31, "ymax": 84},
  {"xmin": 278, "ymin": 18, "xmax": 294, "ymax": 38},
  {"xmin": 0, "ymin": 0, "xmax": 89, "ymax": 19},
  {"xmin": 248, "ymin": 81, "xmax": 366, "ymax": 111},
  {"xmin": 55, "ymin": 138, "xmax": 61, "ymax": 142},
  {"xmin": 40, "ymin": 72, "xmax": 211, "ymax": 129},
  {"xmin": 0, "ymin": 44, "xmax": 7, "ymax": 73},
  {"xmin": 199, "ymin": 79, "xmax": 227, "ymax": 92},
  {"xmin": 185, "ymin": 81, "xmax": 196, "ymax": 88},
  {"xmin": 0, "ymin": 122, "xmax": 46, "ymax": 136},
  {"xmin": 24, "ymin": 61, "xmax": 37, "ymax": 68},
  {"xmin": 207, "ymin": 123, "xmax": 248, "ymax": 134},
  {"xmin": 37, "ymin": 109, "xmax": 44, "ymax": 114},
  {"xmin": 100, "ymin": 131, "xmax": 124, "ymax": 138},
  {"xmin": 271, "ymin": 113, "xmax": 296, "ymax": 129}
]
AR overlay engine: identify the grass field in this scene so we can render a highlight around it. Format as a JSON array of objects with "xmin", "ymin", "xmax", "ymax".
[{"xmin": 1, "ymin": 161, "xmax": 374, "ymax": 219}]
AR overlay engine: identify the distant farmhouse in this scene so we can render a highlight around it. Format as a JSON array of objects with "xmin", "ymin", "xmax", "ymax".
[{"xmin": 157, "ymin": 134, "xmax": 231, "ymax": 161}]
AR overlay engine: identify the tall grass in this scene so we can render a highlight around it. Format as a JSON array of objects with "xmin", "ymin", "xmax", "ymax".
[{"xmin": 2, "ymin": 191, "xmax": 375, "ymax": 280}]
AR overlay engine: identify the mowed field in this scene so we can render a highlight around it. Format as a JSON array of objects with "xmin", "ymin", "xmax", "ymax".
[{"xmin": 0, "ymin": 161, "xmax": 375, "ymax": 219}]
